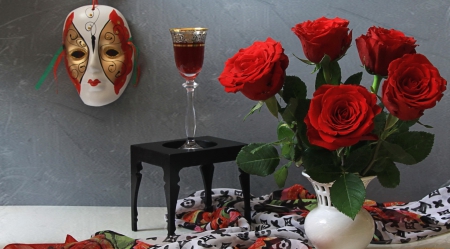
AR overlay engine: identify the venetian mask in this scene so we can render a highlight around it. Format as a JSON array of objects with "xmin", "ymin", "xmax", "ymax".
[{"xmin": 63, "ymin": 5, "xmax": 135, "ymax": 106}]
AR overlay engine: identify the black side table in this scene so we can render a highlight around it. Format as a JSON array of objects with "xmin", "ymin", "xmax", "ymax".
[{"xmin": 131, "ymin": 136, "xmax": 250, "ymax": 235}]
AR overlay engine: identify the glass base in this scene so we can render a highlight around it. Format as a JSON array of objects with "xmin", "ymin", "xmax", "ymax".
[{"xmin": 179, "ymin": 140, "xmax": 203, "ymax": 150}]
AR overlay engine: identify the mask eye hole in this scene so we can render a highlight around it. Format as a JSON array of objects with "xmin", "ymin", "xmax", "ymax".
[
  {"xmin": 105, "ymin": 49, "xmax": 119, "ymax": 58},
  {"xmin": 70, "ymin": 50, "xmax": 86, "ymax": 59}
]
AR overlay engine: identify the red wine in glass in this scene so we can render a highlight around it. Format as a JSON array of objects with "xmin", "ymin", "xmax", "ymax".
[{"xmin": 173, "ymin": 43, "xmax": 205, "ymax": 81}]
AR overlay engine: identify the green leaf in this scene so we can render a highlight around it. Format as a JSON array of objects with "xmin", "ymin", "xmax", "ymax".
[
  {"xmin": 319, "ymin": 54, "xmax": 331, "ymax": 66},
  {"xmin": 330, "ymin": 173, "xmax": 366, "ymax": 220},
  {"xmin": 297, "ymin": 124, "xmax": 310, "ymax": 148},
  {"xmin": 264, "ymin": 95, "xmax": 279, "ymax": 118},
  {"xmin": 291, "ymin": 141, "xmax": 302, "ymax": 162},
  {"xmin": 317, "ymin": 54, "xmax": 341, "ymax": 86},
  {"xmin": 344, "ymin": 144, "xmax": 372, "ymax": 173},
  {"xmin": 370, "ymin": 147, "xmax": 393, "ymax": 173},
  {"xmin": 374, "ymin": 112, "xmax": 388, "ymax": 137},
  {"xmin": 329, "ymin": 60, "xmax": 342, "ymax": 85},
  {"xmin": 281, "ymin": 144, "xmax": 294, "ymax": 160},
  {"xmin": 377, "ymin": 161, "xmax": 400, "ymax": 188},
  {"xmin": 311, "ymin": 64, "xmax": 321, "ymax": 74},
  {"xmin": 236, "ymin": 143, "xmax": 280, "ymax": 176},
  {"xmin": 277, "ymin": 122, "xmax": 294, "ymax": 141},
  {"xmin": 293, "ymin": 53, "xmax": 315, "ymax": 65},
  {"xmin": 396, "ymin": 119, "xmax": 417, "ymax": 133},
  {"xmin": 315, "ymin": 67, "xmax": 326, "ymax": 90},
  {"xmin": 389, "ymin": 131, "xmax": 434, "ymax": 164},
  {"xmin": 381, "ymin": 140, "xmax": 417, "ymax": 165},
  {"xmin": 385, "ymin": 114, "xmax": 399, "ymax": 131},
  {"xmin": 282, "ymin": 76, "xmax": 307, "ymax": 103},
  {"xmin": 278, "ymin": 122, "xmax": 295, "ymax": 160},
  {"xmin": 280, "ymin": 99, "xmax": 298, "ymax": 126},
  {"xmin": 294, "ymin": 99, "xmax": 311, "ymax": 147},
  {"xmin": 417, "ymin": 120, "xmax": 433, "ymax": 128},
  {"xmin": 97, "ymin": 231, "xmax": 136, "ymax": 249},
  {"xmin": 344, "ymin": 72, "xmax": 363, "ymax": 85},
  {"xmin": 302, "ymin": 148, "xmax": 340, "ymax": 183},
  {"xmin": 244, "ymin": 101, "xmax": 264, "ymax": 120},
  {"xmin": 294, "ymin": 99, "xmax": 310, "ymax": 124},
  {"xmin": 316, "ymin": 54, "xmax": 331, "ymax": 87},
  {"xmin": 274, "ymin": 162, "xmax": 291, "ymax": 188}
]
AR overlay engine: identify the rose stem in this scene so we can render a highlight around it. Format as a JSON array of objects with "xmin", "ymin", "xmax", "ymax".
[
  {"xmin": 371, "ymin": 74, "xmax": 382, "ymax": 94},
  {"xmin": 361, "ymin": 113, "xmax": 397, "ymax": 176}
]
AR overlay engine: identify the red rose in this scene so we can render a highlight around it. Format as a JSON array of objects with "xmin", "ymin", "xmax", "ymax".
[
  {"xmin": 218, "ymin": 37, "xmax": 289, "ymax": 101},
  {"xmin": 291, "ymin": 17, "xmax": 352, "ymax": 64},
  {"xmin": 382, "ymin": 53, "xmax": 447, "ymax": 121},
  {"xmin": 356, "ymin": 26, "xmax": 417, "ymax": 77},
  {"xmin": 304, "ymin": 84, "xmax": 382, "ymax": 151}
]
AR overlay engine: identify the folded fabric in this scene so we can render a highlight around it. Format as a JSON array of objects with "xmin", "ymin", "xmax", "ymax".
[
  {"xmin": 166, "ymin": 184, "xmax": 450, "ymax": 245},
  {"xmin": 4, "ymin": 184, "xmax": 450, "ymax": 249}
]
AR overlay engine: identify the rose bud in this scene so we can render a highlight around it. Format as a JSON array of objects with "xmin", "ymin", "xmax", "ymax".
[
  {"xmin": 356, "ymin": 26, "xmax": 417, "ymax": 77},
  {"xmin": 218, "ymin": 37, "xmax": 289, "ymax": 101},
  {"xmin": 291, "ymin": 17, "xmax": 352, "ymax": 64}
]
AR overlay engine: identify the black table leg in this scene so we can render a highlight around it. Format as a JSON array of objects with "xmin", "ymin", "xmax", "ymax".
[
  {"xmin": 200, "ymin": 164, "xmax": 214, "ymax": 212},
  {"xmin": 131, "ymin": 160, "xmax": 143, "ymax": 231},
  {"xmin": 163, "ymin": 167, "xmax": 181, "ymax": 236},
  {"xmin": 239, "ymin": 169, "xmax": 251, "ymax": 223}
]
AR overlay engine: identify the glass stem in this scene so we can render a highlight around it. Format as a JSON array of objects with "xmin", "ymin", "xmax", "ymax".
[{"xmin": 182, "ymin": 80, "xmax": 198, "ymax": 146}]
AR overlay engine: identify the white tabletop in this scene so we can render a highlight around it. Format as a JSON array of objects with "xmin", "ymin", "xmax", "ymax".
[{"xmin": 1, "ymin": 206, "xmax": 449, "ymax": 249}]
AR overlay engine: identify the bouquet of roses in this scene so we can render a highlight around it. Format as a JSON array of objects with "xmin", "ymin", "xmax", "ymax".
[{"xmin": 218, "ymin": 17, "xmax": 447, "ymax": 219}]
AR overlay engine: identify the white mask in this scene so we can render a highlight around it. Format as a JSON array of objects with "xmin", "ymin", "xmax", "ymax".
[{"xmin": 63, "ymin": 5, "xmax": 135, "ymax": 106}]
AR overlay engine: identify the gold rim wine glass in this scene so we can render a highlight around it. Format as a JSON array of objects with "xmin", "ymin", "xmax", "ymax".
[{"xmin": 169, "ymin": 27, "xmax": 208, "ymax": 149}]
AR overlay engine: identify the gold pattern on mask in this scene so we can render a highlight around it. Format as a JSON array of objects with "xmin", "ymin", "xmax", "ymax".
[
  {"xmin": 99, "ymin": 20, "xmax": 126, "ymax": 84},
  {"xmin": 64, "ymin": 24, "xmax": 88, "ymax": 83}
]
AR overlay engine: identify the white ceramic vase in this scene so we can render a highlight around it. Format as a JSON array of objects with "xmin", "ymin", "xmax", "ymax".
[{"xmin": 302, "ymin": 172, "xmax": 375, "ymax": 249}]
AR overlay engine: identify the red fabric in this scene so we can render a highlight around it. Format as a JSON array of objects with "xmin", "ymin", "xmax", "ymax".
[
  {"xmin": 180, "ymin": 207, "xmax": 242, "ymax": 232},
  {"xmin": 4, "ymin": 235, "xmax": 77, "ymax": 249}
]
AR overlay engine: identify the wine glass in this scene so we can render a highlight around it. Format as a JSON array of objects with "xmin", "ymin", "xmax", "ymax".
[{"xmin": 169, "ymin": 27, "xmax": 208, "ymax": 149}]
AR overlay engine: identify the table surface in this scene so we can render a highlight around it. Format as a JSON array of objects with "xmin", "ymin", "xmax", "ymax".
[
  {"xmin": 131, "ymin": 136, "xmax": 246, "ymax": 168},
  {"xmin": 1, "ymin": 206, "xmax": 449, "ymax": 249}
]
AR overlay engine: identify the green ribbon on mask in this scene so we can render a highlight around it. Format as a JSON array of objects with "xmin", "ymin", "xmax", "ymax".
[{"xmin": 35, "ymin": 45, "xmax": 64, "ymax": 90}]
